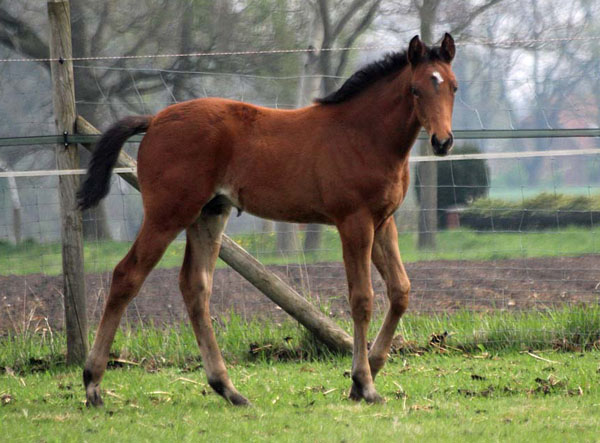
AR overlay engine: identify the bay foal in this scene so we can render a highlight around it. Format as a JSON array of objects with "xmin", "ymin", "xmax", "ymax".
[{"xmin": 79, "ymin": 34, "xmax": 457, "ymax": 406}]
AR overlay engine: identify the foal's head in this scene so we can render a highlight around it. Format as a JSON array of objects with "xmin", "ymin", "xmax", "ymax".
[{"xmin": 407, "ymin": 33, "xmax": 457, "ymax": 156}]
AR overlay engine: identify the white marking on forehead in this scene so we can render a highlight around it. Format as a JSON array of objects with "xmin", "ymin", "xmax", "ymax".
[{"xmin": 432, "ymin": 71, "xmax": 444, "ymax": 84}]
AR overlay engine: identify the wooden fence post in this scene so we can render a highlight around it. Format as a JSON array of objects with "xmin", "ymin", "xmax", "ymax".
[
  {"xmin": 76, "ymin": 116, "xmax": 353, "ymax": 353},
  {"xmin": 48, "ymin": 0, "xmax": 88, "ymax": 365}
]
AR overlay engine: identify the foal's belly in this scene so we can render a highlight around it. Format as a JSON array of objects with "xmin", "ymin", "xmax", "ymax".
[
  {"xmin": 220, "ymin": 184, "xmax": 333, "ymax": 225},
  {"xmin": 246, "ymin": 205, "xmax": 333, "ymax": 225},
  {"xmin": 217, "ymin": 167, "xmax": 405, "ymax": 227}
]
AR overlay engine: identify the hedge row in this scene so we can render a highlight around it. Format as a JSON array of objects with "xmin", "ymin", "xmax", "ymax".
[
  {"xmin": 415, "ymin": 144, "xmax": 490, "ymax": 229},
  {"xmin": 460, "ymin": 193, "xmax": 600, "ymax": 231}
]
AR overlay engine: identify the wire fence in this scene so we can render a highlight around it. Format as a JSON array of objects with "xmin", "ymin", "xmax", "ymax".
[
  {"xmin": 1, "ymin": 145, "xmax": 599, "ymax": 335},
  {"xmin": 1, "ymin": 31, "xmax": 600, "ymax": 345},
  {"xmin": 2, "ymin": 34, "xmax": 600, "ymax": 63}
]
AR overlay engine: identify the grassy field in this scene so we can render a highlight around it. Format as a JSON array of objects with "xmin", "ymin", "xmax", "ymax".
[
  {"xmin": 3, "ymin": 352, "xmax": 600, "ymax": 442},
  {"xmin": 4, "ymin": 307, "xmax": 600, "ymax": 372},
  {"xmin": 1, "ymin": 226, "xmax": 598, "ymax": 275},
  {"xmin": 2, "ymin": 308, "xmax": 600, "ymax": 441}
]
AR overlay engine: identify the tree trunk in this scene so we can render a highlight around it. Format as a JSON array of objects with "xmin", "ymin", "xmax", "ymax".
[
  {"xmin": 262, "ymin": 219, "xmax": 274, "ymax": 233},
  {"xmin": 303, "ymin": 225, "xmax": 323, "ymax": 252},
  {"xmin": 417, "ymin": 141, "xmax": 437, "ymax": 249},
  {"xmin": 416, "ymin": 0, "xmax": 440, "ymax": 249},
  {"xmin": 9, "ymin": 178, "xmax": 22, "ymax": 244},
  {"xmin": 0, "ymin": 160, "xmax": 22, "ymax": 245},
  {"xmin": 276, "ymin": 222, "xmax": 298, "ymax": 253}
]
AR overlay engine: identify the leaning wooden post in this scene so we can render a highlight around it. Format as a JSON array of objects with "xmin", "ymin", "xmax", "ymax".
[
  {"xmin": 48, "ymin": 0, "xmax": 88, "ymax": 365},
  {"xmin": 75, "ymin": 116, "xmax": 353, "ymax": 353},
  {"xmin": 219, "ymin": 236, "xmax": 353, "ymax": 352}
]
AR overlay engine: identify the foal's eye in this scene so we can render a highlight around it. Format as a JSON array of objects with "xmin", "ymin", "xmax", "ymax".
[
  {"xmin": 452, "ymin": 85, "xmax": 458, "ymax": 93},
  {"xmin": 410, "ymin": 86, "xmax": 420, "ymax": 97}
]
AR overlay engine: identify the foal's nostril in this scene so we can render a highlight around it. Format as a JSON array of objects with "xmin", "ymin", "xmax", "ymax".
[
  {"xmin": 430, "ymin": 133, "xmax": 453, "ymax": 155},
  {"xmin": 443, "ymin": 132, "xmax": 454, "ymax": 150}
]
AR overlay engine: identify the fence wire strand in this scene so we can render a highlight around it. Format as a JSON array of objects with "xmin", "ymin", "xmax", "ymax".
[{"xmin": 1, "ymin": 34, "xmax": 600, "ymax": 64}]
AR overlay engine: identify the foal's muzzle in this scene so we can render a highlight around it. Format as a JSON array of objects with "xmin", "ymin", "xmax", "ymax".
[{"xmin": 431, "ymin": 132, "xmax": 454, "ymax": 156}]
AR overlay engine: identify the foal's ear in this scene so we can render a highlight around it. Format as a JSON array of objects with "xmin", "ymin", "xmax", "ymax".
[
  {"xmin": 408, "ymin": 35, "xmax": 426, "ymax": 65},
  {"xmin": 440, "ymin": 33, "xmax": 455, "ymax": 63}
]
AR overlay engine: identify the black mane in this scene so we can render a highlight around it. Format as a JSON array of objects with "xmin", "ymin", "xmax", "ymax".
[{"xmin": 316, "ymin": 46, "xmax": 445, "ymax": 105}]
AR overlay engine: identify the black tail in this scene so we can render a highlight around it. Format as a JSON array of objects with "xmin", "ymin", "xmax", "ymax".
[{"xmin": 77, "ymin": 116, "xmax": 152, "ymax": 210}]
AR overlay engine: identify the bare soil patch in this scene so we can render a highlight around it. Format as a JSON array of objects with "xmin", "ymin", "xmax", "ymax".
[{"xmin": 1, "ymin": 255, "xmax": 599, "ymax": 332}]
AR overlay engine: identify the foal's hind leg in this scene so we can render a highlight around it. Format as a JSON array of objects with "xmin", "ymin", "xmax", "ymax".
[
  {"xmin": 179, "ymin": 207, "xmax": 249, "ymax": 406},
  {"xmin": 368, "ymin": 217, "xmax": 410, "ymax": 379},
  {"xmin": 84, "ymin": 221, "xmax": 179, "ymax": 406}
]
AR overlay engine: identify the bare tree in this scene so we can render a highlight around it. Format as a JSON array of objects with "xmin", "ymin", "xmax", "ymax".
[
  {"xmin": 414, "ymin": 0, "xmax": 442, "ymax": 248},
  {"xmin": 302, "ymin": 0, "xmax": 383, "ymax": 252},
  {"xmin": 0, "ymin": 0, "xmax": 307, "ymax": 243},
  {"xmin": 0, "ymin": 159, "xmax": 21, "ymax": 244}
]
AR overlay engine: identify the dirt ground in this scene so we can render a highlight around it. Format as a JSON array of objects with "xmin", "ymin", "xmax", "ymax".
[{"xmin": 1, "ymin": 255, "xmax": 599, "ymax": 332}]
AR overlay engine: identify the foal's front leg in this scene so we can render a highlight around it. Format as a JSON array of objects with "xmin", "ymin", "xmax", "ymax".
[
  {"xmin": 368, "ymin": 217, "xmax": 411, "ymax": 379},
  {"xmin": 337, "ymin": 216, "xmax": 382, "ymax": 403}
]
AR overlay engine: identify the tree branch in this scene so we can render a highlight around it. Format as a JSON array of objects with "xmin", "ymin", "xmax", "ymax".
[
  {"xmin": 447, "ymin": 0, "xmax": 504, "ymax": 40},
  {"xmin": 317, "ymin": 0, "xmax": 332, "ymax": 46},
  {"xmin": 334, "ymin": 0, "xmax": 382, "ymax": 78},
  {"xmin": 90, "ymin": 3, "xmax": 111, "ymax": 56},
  {"xmin": 332, "ymin": 0, "xmax": 369, "ymax": 40},
  {"xmin": 0, "ymin": 7, "xmax": 49, "ymax": 67}
]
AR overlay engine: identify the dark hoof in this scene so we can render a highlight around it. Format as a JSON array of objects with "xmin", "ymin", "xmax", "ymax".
[
  {"xmin": 85, "ymin": 385, "xmax": 104, "ymax": 407},
  {"xmin": 349, "ymin": 383, "xmax": 362, "ymax": 402},
  {"xmin": 228, "ymin": 392, "xmax": 251, "ymax": 407},
  {"xmin": 364, "ymin": 391, "xmax": 385, "ymax": 404},
  {"xmin": 349, "ymin": 381, "xmax": 385, "ymax": 404},
  {"xmin": 208, "ymin": 377, "xmax": 250, "ymax": 406}
]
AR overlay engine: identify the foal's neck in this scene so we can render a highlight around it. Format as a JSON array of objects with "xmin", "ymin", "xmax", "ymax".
[{"xmin": 341, "ymin": 67, "xmax": 421, "ymax": 158}]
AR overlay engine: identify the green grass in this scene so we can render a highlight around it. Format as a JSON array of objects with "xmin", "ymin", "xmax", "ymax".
[
  {"xmin": 2, "ymin": 309, "xmax": 600, "ymax": 441},
  {"xmin": 3, "ymin": 306, "xmax": 600, "ymax": 374},
  {"xmin": 2, "ymin": 351, "xmax": 600, "ymax": 441},
  {"xmin": 1, "ymin": 226, "xmax": 599, "ymax": 276}
]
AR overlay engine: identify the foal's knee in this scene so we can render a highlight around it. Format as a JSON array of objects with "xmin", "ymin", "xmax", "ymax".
[
  {"xmin": 388, "ymin": 279, "xmax": 410, "ymax": 316},
  {"xmin": 350, "ymin": 289, "xmax": 374, "ymax": 323}
]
